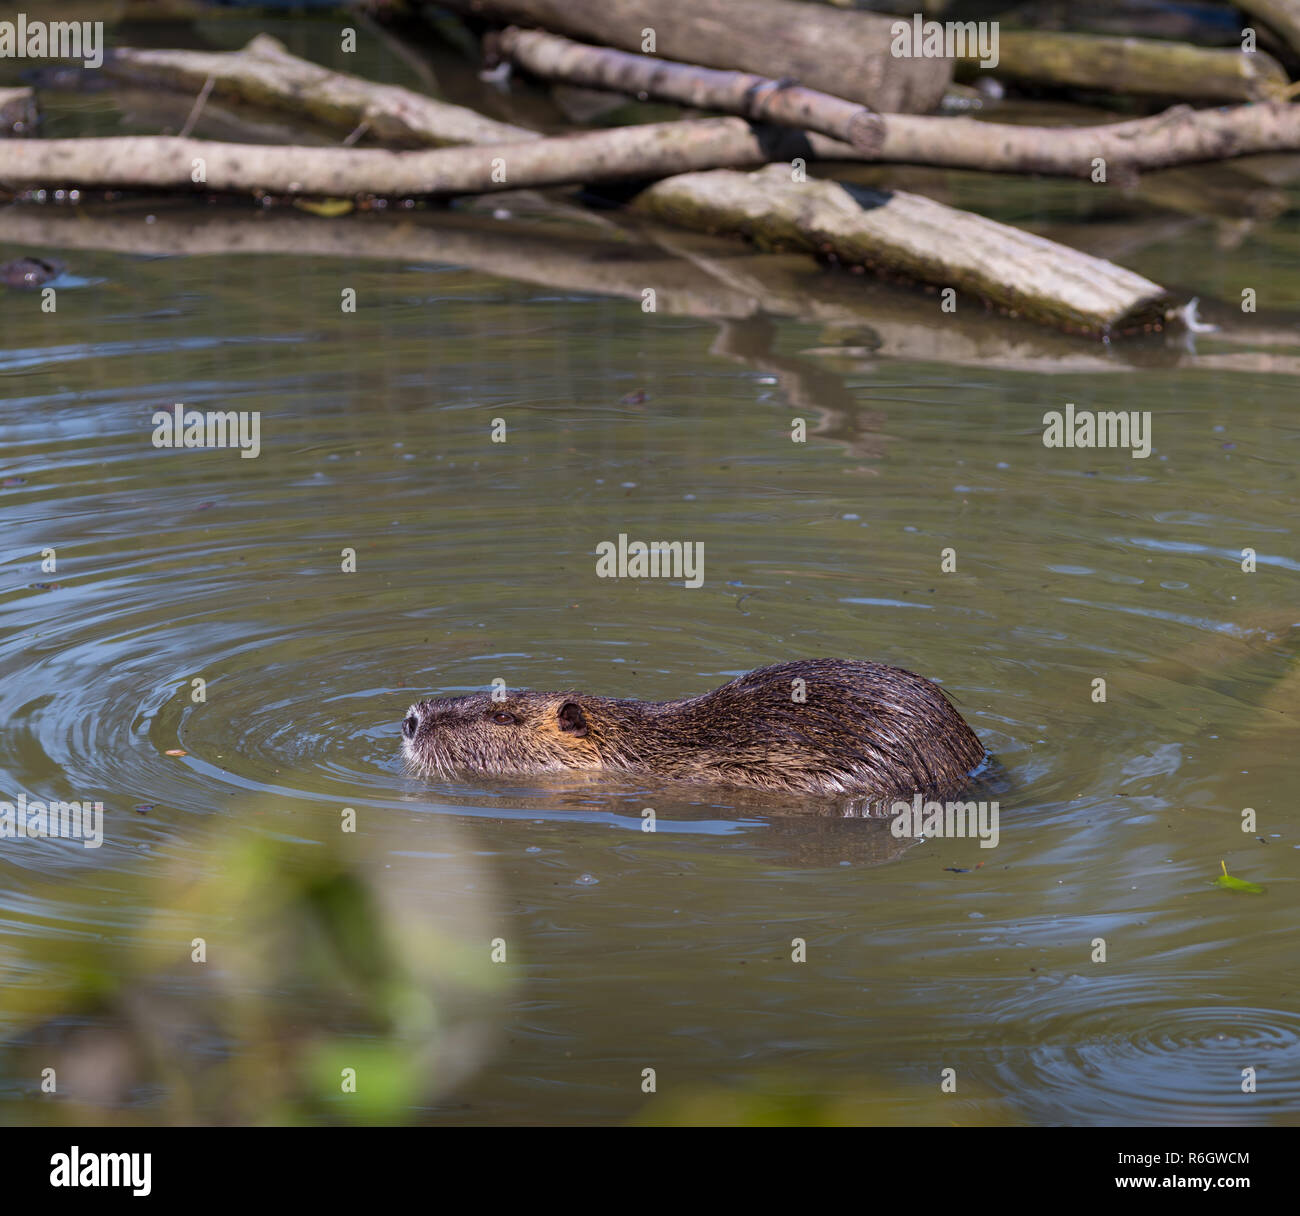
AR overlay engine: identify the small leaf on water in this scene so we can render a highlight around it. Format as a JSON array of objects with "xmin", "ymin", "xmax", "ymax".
[
  {"xmin": 294, "ymin": 198, "xmax": 354, "ymax": 217},
  {"xmin": 1215, "ymin": 859, "xmax": 1264, "ymax": 894}
]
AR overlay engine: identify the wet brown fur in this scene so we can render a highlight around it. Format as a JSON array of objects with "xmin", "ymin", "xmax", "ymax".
[{"xmin": 402, "ymin": 658, "xmax": 985, "ymax": 800}]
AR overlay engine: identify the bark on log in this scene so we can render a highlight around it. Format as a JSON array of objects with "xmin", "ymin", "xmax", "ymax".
[
  {"xmin": 0, "ymin": 86, "xmax": 37, "ymax": 137},
  {"xmin": 436, "ymin": 0, "xmax": 951, "ymax": 113},
  {"xmin": 635, "ymin": 164, "xmax": 1170, "ymax": 336},
  {"xmin": 494, "ymin": 28, "xmax": 1300, "ymax": 178},
  {"xmin": 82, "ymin": 33, "xmax": 1300, "ymax": 184},
  {"xmin": 807, "ymin": 102, "xmax": 1300, "ymax": 177},
  {"xmin": 0, "ymin": 128, "xmax": 1172, "ymax": 334},
  {"xmin": 103, "ymin": 33, "xmax": 537, "ymax": 147},
  {"xmin": 977, "ymin": 31, "xmax": 1288, "ymax": 102},
  {"xmin": 497, "ymin": 26, "xmax": 879, "ymax": 149},
  {"xmin": 8, "ymin": 100, "xmax": 1300, "ymax": 201},
  {"xmin": 0, "ymin": 121, "xmax": 826, "ymax": 196}
]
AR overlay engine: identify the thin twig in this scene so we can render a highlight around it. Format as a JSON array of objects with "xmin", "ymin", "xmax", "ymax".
[
  {"xmin": 177, "ymin": 74, "xmax": 215, "ymax": 140},
  {"xmin": 342, "ymin": 120, "xmax": 370, "ymax": 147}
]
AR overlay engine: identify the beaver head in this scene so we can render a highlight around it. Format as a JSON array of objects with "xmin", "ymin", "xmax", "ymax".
[{"xmin": 401, "ymin": 690, "xmax": 603, "ymax": 780}]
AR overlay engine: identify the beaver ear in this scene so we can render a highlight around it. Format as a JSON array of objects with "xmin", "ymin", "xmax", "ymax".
[{"xmin": 557, "ymin": 701, "xmax": 588, "ymax": 737}]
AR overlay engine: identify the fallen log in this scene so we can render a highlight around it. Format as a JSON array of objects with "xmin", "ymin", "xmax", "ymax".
[
  {"xmin": 973, "ymin": 31, "xmax": 1288, "ymax": 102},
  {"xmin": 0, "ymin": 86, "xmax": 36, "ymax": 137},
  {"xmin": 0, "ymin": 127, "xmax": 1173, "ymax": 334},
  {"xmin": 103, "ymin": 33, "xmax": 537, "ymax": 147},
  {"xmin": 635, "ymin": 164, "xmax": 1171, "ymax": 336},
  {"xmin": 637, "ymin": 224, "xmax": 1143, "ymax": 377},
  {"xmin": 495, "ymin": 29, "xmax": 1300, "ymax": 178},
  {"xmin": 807, "ymin": 103, "xmax": 1300, "ymax": 177},
  {"xmin": 90, "ymin": 34, "xmax": 1300, "ymax": 180},
  {"xmin": 0, "ymin": 121, "xmax": 827, "ymax": 196},
  {"xmin": 435, "ymin": 0, "xmax": 950, "ymax": 112},
  {"xmin": 496, "ymin": 26, "xmax": 879, "ymax": 150}
]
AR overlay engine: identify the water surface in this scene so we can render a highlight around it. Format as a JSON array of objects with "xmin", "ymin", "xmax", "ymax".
[{"xmin": 1, "ymin": 26, "xmax": 1298, "ymax": 1126}]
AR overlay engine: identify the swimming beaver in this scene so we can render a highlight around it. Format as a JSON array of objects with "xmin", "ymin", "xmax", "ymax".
[{"xmin": 401, "ymin": 658, "xmax": 985, "ymax": 799}]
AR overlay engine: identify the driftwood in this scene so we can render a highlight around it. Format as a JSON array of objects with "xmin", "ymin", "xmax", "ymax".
[
  {"xmin": 0, "ymin": 125, "xmax": 1175, "ymax": 333},
  {"xmin": 88, "ymin": 33, "xmax": 1300, "ymax": 184},
  {"xmin": 103, "ymin": 33, "xmax": 537, "ymax": 147},
  {"xmin": 636, "ymin": 165, "xmax": 1170, "ymax": 336},
  {"xmin": 0, "ymin": 121, "xmax": 838, "ymax": 196},
  {"xmin": 496, "ymin": 26, "xmax": 879, "ymax": 150},
  {"xmin": 0, "ymin": 86, "xmax": 36, "ymax": 137},
  {"xmin": 496, "ymin": 28, "xmax": 1300, "ymax": 179},
  {"xmin": 853, "ymin": 101, "xmax": 1300, "ymax": 178},
  {"xmin": 978, "ymin": 31, "xmax": 1288, "ymax": 102},
  {"xmin": 436, "ymin": 0, "xmax": 950, "ymax": 113}
]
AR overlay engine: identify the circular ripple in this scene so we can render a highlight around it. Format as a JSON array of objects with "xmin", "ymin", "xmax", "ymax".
[{"xmin": 986, "ymin": 973, "xmax": 1300, "ymax": 1124}]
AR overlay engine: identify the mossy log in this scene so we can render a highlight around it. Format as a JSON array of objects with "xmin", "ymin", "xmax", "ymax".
[
  {"xmin": 976, "ymin": 31, "xmax": 1287, "ymax": 102},
  {"xmin": 436, "ymin": 0, "xmax": 951, "ymax": 112},
  {"xmin": 104, "ymin": 33, "xmax": 536, "ymax": 147},
  {"xmin": 635, "ymin": 164, "xmax": 1170, "ymax": 336},
  {"xmin": 0, "ymin": 86, "xmax": 37, "ymax": 137}
]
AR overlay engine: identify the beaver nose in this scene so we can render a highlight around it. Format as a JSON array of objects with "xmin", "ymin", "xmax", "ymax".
[{"xmin": 402, "ymin": 713, "xmax": 420, "ymax": 740}]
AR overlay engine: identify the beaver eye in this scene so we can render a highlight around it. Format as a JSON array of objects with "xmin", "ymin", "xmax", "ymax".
[{"xmin": 491, "ymin": 711, "xmax": 518, "ymax": 725}]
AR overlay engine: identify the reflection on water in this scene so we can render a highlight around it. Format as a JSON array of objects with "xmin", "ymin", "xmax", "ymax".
[{"xmin": 2, "ymin": 140, "xmax": 1299, "ymax": 1125}]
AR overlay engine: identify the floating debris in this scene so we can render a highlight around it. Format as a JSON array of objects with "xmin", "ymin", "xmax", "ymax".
[{"xmin": 1214, "ymin": 859, "xmax": 1264, "ymax": 894}]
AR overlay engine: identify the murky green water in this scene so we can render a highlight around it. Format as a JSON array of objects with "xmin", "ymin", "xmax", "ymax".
[{"xmin": 2, "ymin": 15, "xmax": 1299, "ymax": 1127}]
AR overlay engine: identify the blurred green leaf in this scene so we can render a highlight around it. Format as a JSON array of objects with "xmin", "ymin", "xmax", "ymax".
[{"xmin": 1215, "ymin": 860, "xmax": 1264, "ymax": 894}]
